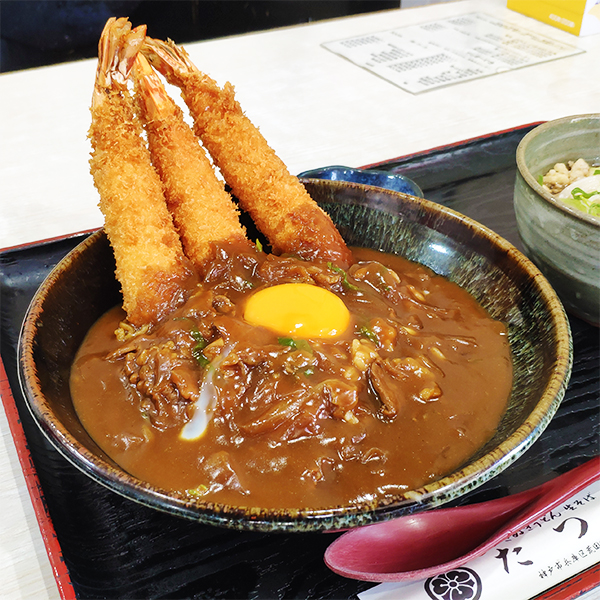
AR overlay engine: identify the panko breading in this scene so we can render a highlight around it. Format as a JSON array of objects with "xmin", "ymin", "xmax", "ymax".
[
  {"xmin": 89, "ymin": 18, "xmax": 191, "ymax": 326},
  {"xmin": 132, "ymin": 53, "xmax": 252, "ymax": 275},
  {"xmin": 141, "ymin": 37, "xmax": 354, "ymax": 269}
]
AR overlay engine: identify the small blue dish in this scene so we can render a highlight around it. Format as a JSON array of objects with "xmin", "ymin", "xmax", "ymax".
[{"xmin": 298, "ymin": 165, "xmax": 423, "ymax": 198}]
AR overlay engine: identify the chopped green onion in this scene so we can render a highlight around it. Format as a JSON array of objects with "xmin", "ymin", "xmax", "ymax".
[
  {"xmin": 303, "ymin": 367, "xmax": 315, "ymax": 377},
  {"xmin": 561, "ymin": 190, "xmax": 600, "ymax": 217},
  {"xmin": 327, "ymin": 262, "xmax": 359, "ymax": 291},
  {"xmin": 170, "ymin": 319, "xmax": 212, "ymax": 367},
  {"xmin": 359, "ymin": 326, "xmax": 379, "ymax": 344},
  {"xmin": 192, "ymin": 347, "xmax": 210, "ymax": 368},
  {"xmin": 190, "ymin": 329, "xmax": 206, "ymax": 345},
  {"xmin": 538, "ymin": 174, "xmax": 544, "ymax": 185},
  {"xmin": 255, "ymin": 238, "xmax": 263, "ymax": 253},
  {"xmin": 571, "ymin": 187, "xmax": 598, "ymax": 200},
  {"xmin": 278, "ymin": 337, "xmax": 312, "ymax": 352},
  {"xmin": 189, "ymin": 330, "xmax": 211, "ymax": 367}
]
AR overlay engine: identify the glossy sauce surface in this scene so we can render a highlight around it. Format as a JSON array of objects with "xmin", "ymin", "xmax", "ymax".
[{"xmin": 70, "ymin": 245, "xmax": 512, "ymax": 509}]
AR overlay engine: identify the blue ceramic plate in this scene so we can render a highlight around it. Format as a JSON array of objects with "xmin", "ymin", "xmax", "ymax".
[{"xmin": 298, "ymin": 165, "xmax": 423, "ymax": 198}]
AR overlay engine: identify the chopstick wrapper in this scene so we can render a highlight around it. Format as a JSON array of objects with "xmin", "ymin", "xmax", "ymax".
[{"xmin": 359, "ymin": 479, "xmax": 600, "ymax": 600}]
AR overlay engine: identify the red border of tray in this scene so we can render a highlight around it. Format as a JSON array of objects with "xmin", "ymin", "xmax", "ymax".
[{"xmin": 0, "ymin": 360, "xmax": 77, "ymax": 599}]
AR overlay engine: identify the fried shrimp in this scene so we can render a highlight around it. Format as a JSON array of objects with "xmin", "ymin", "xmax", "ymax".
[
  {"xmin": 131, "ymin": 53, "xmax": 252, "ymax": 275},
  {"xmin": 141, "ymin": 38, "xmax": 354, "ymax": 269},
  {"xmin": 89, "ymin": 18, "xmax": 191, "ymax": 326}
]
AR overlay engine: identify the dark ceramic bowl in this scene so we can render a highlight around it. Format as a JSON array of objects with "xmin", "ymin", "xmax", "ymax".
[
  {"xmin": 297, "ymin": 165, "xmax": 424, "ymax": 198},
  {"xmin": 19, "ymin": 179, "xmax": 572, "ymax": 532}
]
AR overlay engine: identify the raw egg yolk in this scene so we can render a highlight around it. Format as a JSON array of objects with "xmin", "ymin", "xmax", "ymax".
[{"xmin": 244, "ymin": 283, "xmax": 350, "ymax": 338}]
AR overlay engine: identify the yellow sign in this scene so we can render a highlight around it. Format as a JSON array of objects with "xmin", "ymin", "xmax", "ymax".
[{"xmin": 508, "ymin": 0, "xmax": 600, "ymax": 36}]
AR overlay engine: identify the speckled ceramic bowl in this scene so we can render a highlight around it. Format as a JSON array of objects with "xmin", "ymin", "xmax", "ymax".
[
  {"xmin": 19, "ymin": 179, "xmax": 572, "ymax": 532},
  {"xmin": 514, "ymin": 114, "xmax": 600, "ymax": 326}
]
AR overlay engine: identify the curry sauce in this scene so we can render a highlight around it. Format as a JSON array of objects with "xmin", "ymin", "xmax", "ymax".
[{"xmin": 70, "ymin": 245, "xmax": 512, "ymax": 509}]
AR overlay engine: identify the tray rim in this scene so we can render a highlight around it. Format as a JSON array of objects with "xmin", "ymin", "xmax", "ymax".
[
  {"xmin": 0, "ymin": 360, "xmax": 77, "ymax": 599},
  {"xmin": 0, "ymin": 123, "xmax": 596, "ymax": 600},
  {"xmin": 362, "ymin": 121, "xmax": 545, "ymax": 171}
]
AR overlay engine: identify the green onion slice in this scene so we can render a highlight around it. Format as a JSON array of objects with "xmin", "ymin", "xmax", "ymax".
[
  {"xmin": 359, "ymin": 326, "xmax": 379, "ymax": 344},
  {"xmin": 571, "ymin": 187, "xmax": 598, "ymax": 200},
  {"xmin": 278, "ymin": 337, "xmax": 313, "ymax": 353},
  {"xmin": 327, "ymin": 262, "xmax": 359, "ymax": 291}
]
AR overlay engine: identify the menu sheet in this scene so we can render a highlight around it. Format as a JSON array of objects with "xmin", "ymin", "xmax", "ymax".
[
  {"xmin": 323, "ymin": 12, "xmax": 583, "ymax": 94},
  {"xmin": 357, "ymin": 479, "xmax": 600, "ymax": 600}
]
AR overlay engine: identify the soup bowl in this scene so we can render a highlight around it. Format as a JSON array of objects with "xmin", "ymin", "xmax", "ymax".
[
  {"xmin": 18, "ymin": 179, "xmax": 572, "ymax": 532},
  {"xmin": 514, "ymin": 114, "xmax": 600, "ymax": 326}
]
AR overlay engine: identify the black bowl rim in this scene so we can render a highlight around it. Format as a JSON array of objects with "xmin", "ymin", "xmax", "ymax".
[
  {"xmin": 17, "ymin": 180, "xmax": 573, "ymax": 531},
  {"xmin": 515, "ymin": 113, "xmax": 600, "ymax": 228}
]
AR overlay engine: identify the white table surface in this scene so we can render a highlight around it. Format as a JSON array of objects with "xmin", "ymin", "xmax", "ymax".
[{"xmin": 1, "ymin": 0, "xmax": 599, "ymax": 597}]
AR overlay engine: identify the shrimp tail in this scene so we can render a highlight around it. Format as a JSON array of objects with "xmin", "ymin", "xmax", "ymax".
[
  {"xmin": 141, "ymin": 37, "xmax": 354, "ymax": 269},
  {"xmin": 139, "ymin": 36, "xmax": 197, "ymax": 86},
  {"xmin": 89, "ymin": 18, "xmax": 191, "ymax": 327},
  {"xmin": 92, "ymin": 17, "xmax": 146, "ymax": 107}
]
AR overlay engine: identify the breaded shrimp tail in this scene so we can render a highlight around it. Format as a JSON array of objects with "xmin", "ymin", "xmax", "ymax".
[
  {"xmin": 131, "ymin": 53, "xmax": 252, "ymax": 275},
  {"xmin": 141, "ymin": 38, "xmax": 354, "ymax": 269},
  {"xmin": 89, "ymin": 18, "xmax": 191, "ymax": 327}
]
